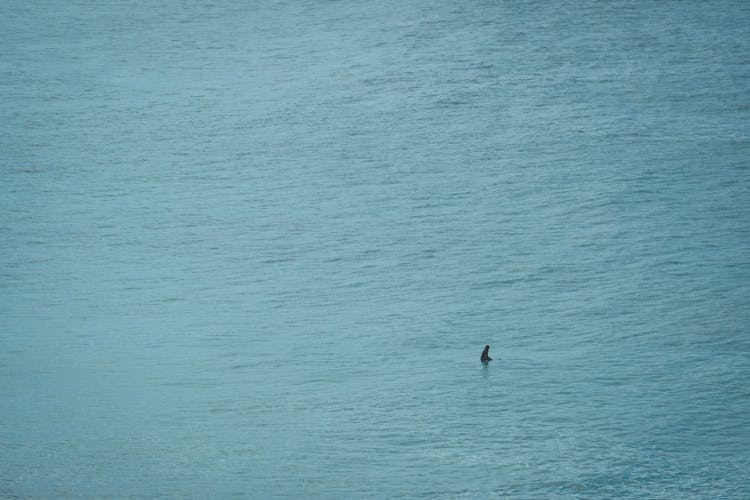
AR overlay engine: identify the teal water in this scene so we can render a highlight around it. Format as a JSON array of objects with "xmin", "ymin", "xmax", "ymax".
[{"xmin": 2, "ymin": 1, "xmax": 749, "ymax": 497}]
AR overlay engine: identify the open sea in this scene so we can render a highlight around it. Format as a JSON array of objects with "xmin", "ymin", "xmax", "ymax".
[{"xmin": 2, "ymin": 1, "xmax": 749, "ymax": 498}]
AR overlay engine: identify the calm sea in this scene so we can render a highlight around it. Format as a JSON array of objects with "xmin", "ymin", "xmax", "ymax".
[{"xmin": 2, "ymin": 0, "xmax": 749, "ymax": 497}]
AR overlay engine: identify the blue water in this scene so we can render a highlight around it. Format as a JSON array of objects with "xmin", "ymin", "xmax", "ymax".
[{"xmin": 2, "ymin": 1, "xmax": 749, "ymax": 497}]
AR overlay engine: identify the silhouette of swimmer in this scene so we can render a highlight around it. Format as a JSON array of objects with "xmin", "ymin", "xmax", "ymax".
[{"xmin": 481, "ymin": 345, "xmax": 493, "ymax": 364}]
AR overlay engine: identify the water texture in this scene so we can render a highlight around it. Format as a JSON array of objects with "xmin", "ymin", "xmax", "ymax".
[{"xmin": 2, "ymin": 0, "xmax": 749, "ymax": 497}]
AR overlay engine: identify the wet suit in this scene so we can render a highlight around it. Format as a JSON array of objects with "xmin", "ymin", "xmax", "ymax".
[{"xmin": 481, "ymin": 345, "xmax": 493, "ymax": 364}]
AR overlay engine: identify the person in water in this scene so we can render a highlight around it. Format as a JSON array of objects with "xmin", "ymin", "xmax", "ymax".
[{"xmin": 481, "ymin": 345, "xmax": 493, "ymax": 364}]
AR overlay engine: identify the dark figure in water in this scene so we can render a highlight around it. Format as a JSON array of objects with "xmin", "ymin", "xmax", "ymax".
[{"xmin": 481, "ymin": 345, "xmax": 493, "ymax": 364}]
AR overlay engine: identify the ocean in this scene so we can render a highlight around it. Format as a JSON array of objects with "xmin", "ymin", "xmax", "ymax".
[{"xmin": 2, "ymin": 0, "xmax": 749, "ymax": 497}]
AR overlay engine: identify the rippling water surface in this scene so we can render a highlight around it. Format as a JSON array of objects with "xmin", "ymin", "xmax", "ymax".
[{"xmin": 2, "ymin": 0, "xmax": 749, "ymax": 497}]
